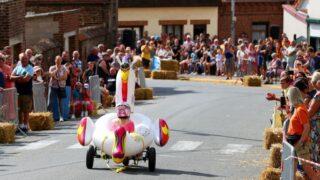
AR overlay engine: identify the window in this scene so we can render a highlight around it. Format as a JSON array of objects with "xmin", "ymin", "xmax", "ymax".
[
  {"xmin": 162, "ymin": 25, "xmax": 183, "ymax": 40},
  {"xmin": 252, "ymin": 22, "xmax": 269, "ymax": 43},
  {"xmin": 193, "ymin": 25, "xmax": 207, "ymax": 37},
  {"xmin": 118, "ymin": 27, "xmax": 143, "ymax": 41}
]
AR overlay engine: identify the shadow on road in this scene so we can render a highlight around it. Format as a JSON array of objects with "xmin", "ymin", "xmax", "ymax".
[
  {"xmin": 153, "ymin": 87, "xmax": 196, "ymax": 96},
  {"xmin": 172, "ymin": 129, "xmax": 262, "ymax": 142}
]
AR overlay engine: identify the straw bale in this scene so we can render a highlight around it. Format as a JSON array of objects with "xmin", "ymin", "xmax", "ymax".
[
  {"xmin": 90, "ymin": 102, "xmax": 98, "ymax": 117},
  {"xmin": 29, "ymin": 112, "xmax": 54, "ymax": 131},
  {"xmin": 151, "ymin": 70, "xmax": 166, "ymax": 79},
  {"xmin": 263, "ymin": 128, "xmax": 283, "ymax": 150},
  {"xmin": 144, "ymin": 88, "xmax": 153, "ymax": 100},
  {"xmin": 135, "ymin": 88, "xmax": 145, "ymax": 100},
  {"xmin": 0, "ymin": 122, "xmax": 15, "ymax": 143},
  {"xmin": 260, "ymin": 167, "xmax": 281, "ymax": 180},
  {"xmin": 160, "ymin": 60, "xmax": 179, "ymax": 72},
  {"xmin": 243, "ymin": 76, "xmax": 261, "ymax": 87},
  {"xmin": 165, "ymin": 71, "xmax": 178, "ymax": 80},
  {"xmin": 270, "ymin": 143, "xmax": 283, "ymax": 168},
  {"xmin": 144, "ymin": 70, "xmax": 151, "ymax": 78}
]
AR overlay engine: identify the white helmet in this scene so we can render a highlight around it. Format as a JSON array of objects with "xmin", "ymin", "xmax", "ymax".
[{"xmin": 116, "ymin": 103, "xmax": 131, "ymax": 118}]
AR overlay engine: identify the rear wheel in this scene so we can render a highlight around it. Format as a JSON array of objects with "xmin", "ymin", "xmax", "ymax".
[
  {"xmin": 148, "ymin": 147, "xmax": 156, "ymax": 172},
  {"xmin": 86, "ymin": 145, "xmax": 95, "ymax": 169}
]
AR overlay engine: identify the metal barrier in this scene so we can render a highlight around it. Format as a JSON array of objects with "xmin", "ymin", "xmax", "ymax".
[
  {"xmin": 32, "ymin": 83, "xmax": 47, "ymax": 112},
  {"xmin": 0, "ymin": 88, "xmax": 18, "ymax": 124},
  {"xmin": 281, "ymin": 140, "xmax": 295, "ymax": 180},
  {"xmin": 137, "ymin": 67, "xmax": 146, "ymax": 88},
  {"xmin": 89, "ymin": 75, "xmax": 101, "ymax": 103}
]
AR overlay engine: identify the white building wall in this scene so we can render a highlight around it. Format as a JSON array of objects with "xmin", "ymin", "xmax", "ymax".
[
  {"xmin": 283, "ymin": 11, "xmax": 307, "ymax": 41},
  {"xmin": 119, "ymin": 7, "xmax": 218, "ymax": 37}
]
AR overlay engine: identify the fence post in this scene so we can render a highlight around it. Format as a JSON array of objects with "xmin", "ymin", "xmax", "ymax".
[
  {"xmin": 32, "ymin": 83, "xmax": 47, "ymax": 112},
  {"xmin": 138, "ymin": 67, "xmax": 146, "ymax": 88},
  {"xmin": 89, "ymin": 75, "xmax": 101, "ymax": 104},
  {"xmin": 281, "ymin": 140, "xmax": 295, "ymax": 180}
]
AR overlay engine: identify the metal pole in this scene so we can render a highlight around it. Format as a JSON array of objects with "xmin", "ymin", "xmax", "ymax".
[{"xmin": 231, "ymin": 0, "xmax": 236, "ymax": 46}]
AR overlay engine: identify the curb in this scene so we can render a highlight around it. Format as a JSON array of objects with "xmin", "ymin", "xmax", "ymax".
[{"xmin": 179, "ymin": 77, "xmax": 281, "ymax": 90}]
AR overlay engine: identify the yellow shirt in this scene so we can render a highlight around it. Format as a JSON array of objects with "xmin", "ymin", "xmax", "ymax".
[{"xmin": 141, "ymin": 45, "xmax": 151, "ymax": 60}]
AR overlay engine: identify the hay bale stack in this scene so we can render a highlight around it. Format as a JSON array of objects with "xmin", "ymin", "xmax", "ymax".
[
  {"xmin": 144, "ymin": 88, "xmax": 153, "ymax": 100},
  {"xmin": 0, "ymin": 122, "xmax": 15, "ymax": 143},
  {"xmin": 160, "ymin": 60, "xmax": 179, "ymax": 72},
  {"xmin": 135, "ymin": 88, "xmax": 145, "ymax": 100},
  {"xmin": 151, "ymin": 70, "xmax": 166, "ymax": 79},
  {"xmin": 29, "ymin": 112, "xmax": 54, "ymax": 131},
  {"xmin": 263, "ymin": 128, "xmax": 283, "ymax": 150},
  {"xmin": 296, "ymin": 172, "xmax": 306, "ymax": 180},
  {"xmin": 165, "ymin": 71, "xmax": 178, "ymax": 80},
  {"xmin": 144, "ymin": 70, "xmax": 151, "ymax": 78},
  {"xmin": 270, "ymin": 143, "xmax": 283, "ymax": 168},
  {"xmin": 243, "ymin": 76, "xmax": 261, "ymax": 87},
  {"xmin": 260, "ymin": 167, "xmax": 281, "ymax": 180}
]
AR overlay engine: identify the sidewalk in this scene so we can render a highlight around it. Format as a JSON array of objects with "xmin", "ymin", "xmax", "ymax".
[{"xmin": 178, "ymin": 74, "xmax": 281, "ymax": 89}]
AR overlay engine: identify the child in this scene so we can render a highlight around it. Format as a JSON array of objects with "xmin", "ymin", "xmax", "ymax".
[
  {"xmin": 81, "ymin": 83, "xmax": 94, "ymax": 117},
  {"xmin": 216, "ymin": 49, "xmax": 224, "ymax": 76}
]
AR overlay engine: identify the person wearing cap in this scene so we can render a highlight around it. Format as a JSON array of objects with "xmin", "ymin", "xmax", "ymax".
[
  {"xmin": 183, "ymin": 34, "xmax": 194, "ymax": 50},
  {"xmin": 33, "ymin": 66, "xmax": 43, "ymax": 83}
]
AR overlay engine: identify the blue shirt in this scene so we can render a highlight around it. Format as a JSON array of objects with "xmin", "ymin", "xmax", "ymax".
[{"xmin": 13, "ymin": 65, "xmax": 34, "ymax": 95}]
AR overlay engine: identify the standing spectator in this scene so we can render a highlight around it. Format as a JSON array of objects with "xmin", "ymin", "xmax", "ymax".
[
  {"xmin": 135, "ymin": 40, "xmax": 142, "ymax": 56},
  {"xmin": 308, "ymin": 72, "xmax": 320, "ymax": 169},
  {"xmin": 141, "ymin": 41, "xmax": 152, "ymax": 69},
  {"xmin": 286, "ymin": 41, "xmax": 297, "ymax": 70},
  {"xmin": 224, "ymin": 42, "xmax": 235, "ymax": 80},
  {"xmin": 61, "ymin": 51, "xmax": 72, "ymax": 121},
  {"xmin": 211, "ymin": 38, "xmax": 220, "ymax": 51},
  {"xmin": 72, "ymin": 51, "xmax": 82, "ymax": 83},
  {"xmin": 183, "ymin": 35, "xmax": 194, "ymax": 50},
  {"xmin": 48, "ymin": 56, "xmax": 68, "ymax": 122},
  {"xmin": 0, "ymin": 54, "xmax": 13, "ymax": 88},
  {"xmin": 82, "ymin": 61, "xmax": 96, "ymax": 83},
  {"xmin": 25, "ymin": 49, "xmax": 34, "ymax": 66},
  {"xmin": 308, "ymin": 48, "xmax": 320, "ymax": 73},
  {"xmin": 98, "ymin": 52, "xmax": 111, "ymax": 83},
  {"xmin": 215, "ymin": 49, "xmax": 224, "ymax": 76},
  {"xmin": 286, "ymin": 87, "xmax": 320, "ymax": 179},
  {"xmin": 97, "ymin": 44, "xmax": 105, "ymax": 59},
  {"xmin": 10, "ymin": 53, "xmax": 33, "ymax": 132},
  {"xmin": 248, "ymin": 43, "xmax": 256, "ymax": 75},
  {"xmin": 256, "ymin": 40, "xmax": 267, "ymax": 78}
]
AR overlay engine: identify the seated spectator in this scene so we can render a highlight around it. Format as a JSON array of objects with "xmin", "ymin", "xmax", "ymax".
[
  {"xmin": 294, "ymin": 60, "xmax": 311, "ymax": 77},
  {"xmin": 188, "ymin": 48, "xmax": 200, "ymax": 74},
  {"xmin": 203, "ymin": 51, "xmax": 215, "ymax": 75},
  {"xmin": 264, "ymin": 53, "xmax": 282, "ymax": 84},
  {"xmin": 71, "ymin": 82, "xmax": 83, "ymax": 117},
  {"xmin": 99, "ymin": 78, "xmax": 110, "ymax": 108},
  {"xmin": 73, "ymin": 83, "xmax": 94, "ymax": 117},
  {"xmin": 156, "ymin": 44, "xmax": 167, "ymax": 59},
  {"xmin": 107, "ymin": 67, "xmax": 117, "ymax": 95}
]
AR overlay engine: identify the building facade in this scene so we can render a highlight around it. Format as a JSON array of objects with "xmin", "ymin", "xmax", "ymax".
[
  {"xmin": 0, "ymin": 0, "xmax": 26, "ymax": 60},
  {"xmin": 219, "ymin": 0, "xmax": 291, "ymax": 43},
  {"xmin": 283, "ymin": 0, "xmax": 320, "ymax": 49},
  {"xmin": 118, "ymin": 0, "xmax": 220, "ymax": 40}
]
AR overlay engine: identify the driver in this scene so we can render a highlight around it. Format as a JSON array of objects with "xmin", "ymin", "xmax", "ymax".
[{"xmin": 112, "ymin": 103, "xmax": 135, "ymax": 133}]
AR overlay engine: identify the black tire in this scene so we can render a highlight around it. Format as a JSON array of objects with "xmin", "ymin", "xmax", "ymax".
[
  {"xmin": 148, "ymin": 147, "xmax": 156, "ymax": 172},
  {"xmin": 123, "ymin": 157, "xmax": 129, "ymax": 166},
  {"xmin": 86, "ymin": 145, "xmax": 95, "ymax": 169}
]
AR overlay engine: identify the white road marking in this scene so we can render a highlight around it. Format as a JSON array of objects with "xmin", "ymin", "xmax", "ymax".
[
  {"xmin": 17, "ymin": 140, "xmax": 59, "ymax": 151},
  {"xmin": 170, "ymin": 141, "xmax": 203, "ymax": 151},
  {"xmin": 219, "ymin": 144, "xmax": 252, "ymax": 155},
  {"xmin": 67, "ymin": 143, "xmax": 88, "ymax": 149}
]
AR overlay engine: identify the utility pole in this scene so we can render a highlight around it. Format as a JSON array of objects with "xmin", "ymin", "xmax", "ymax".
[
  {"xmin": 104, "ymin": 0, "xmax": 118, "ymax": 48},
  {"xmin": 231, "ymin": 0, "xmax": 236, "ymax": 46}
]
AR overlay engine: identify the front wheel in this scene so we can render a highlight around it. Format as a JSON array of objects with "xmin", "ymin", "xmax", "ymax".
[
  {"xmin": 148, "ymin": 147, "xmax": 156, "ymax": 172},
  {"xmin": 86, "ymin": 145, "xmax": 95, "ymax": 169}
]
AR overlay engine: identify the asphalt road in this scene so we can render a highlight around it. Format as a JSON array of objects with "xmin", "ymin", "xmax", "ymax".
[{"xmin": 0, "ymin": 79, "xmax": 277, "ymax": 180}]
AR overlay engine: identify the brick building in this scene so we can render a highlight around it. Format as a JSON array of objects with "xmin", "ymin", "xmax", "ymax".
[
  {"xmin": 219, "ymin": 0, "xmax": 292, "ymax": 43},
  {"xmin": 0, "ymin": 0, "xmax": 26, "ymax": 60},
  {"xmin": 26, "ymin": 0, "xmax": 118, "ymax": 48}
]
